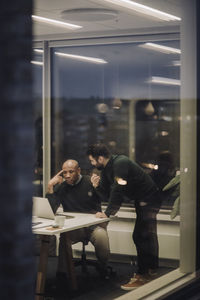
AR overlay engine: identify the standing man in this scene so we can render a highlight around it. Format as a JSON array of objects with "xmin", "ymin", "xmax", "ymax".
[
  {"xmin": 86, "ymin": 144, "xmax": 160, "ymax": 290},
  {"xmin": 46, "ymin": 159, "xmax": 110, "ymax": 279}
]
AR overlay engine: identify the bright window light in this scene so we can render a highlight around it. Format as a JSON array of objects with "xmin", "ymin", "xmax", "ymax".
[
  {"xmin": 31, "ymin": 60, "xmax": 43, "ymax": 66},
  {"xmin": 32, "ymin": 15, "xmax": 82, "ymax": 30},
  {"xmin": 149, "ymin": 76, "xmax": 181, "ymax": 86},
  {"xmin": 99, "ymin": 0, "xmax": 181, "ymax": 21},
  {"xmin": 139, "ymin": 43, "xmax": 181, "ymax": 54},
  {"xmin": 55, "ymin": 52, "xmax": 108, "ymax": 64}
]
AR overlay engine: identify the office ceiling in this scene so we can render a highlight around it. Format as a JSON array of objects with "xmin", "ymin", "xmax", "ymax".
[{"xmin": 33, "ymin": 0, "xmax": 181, "ymax": 40}]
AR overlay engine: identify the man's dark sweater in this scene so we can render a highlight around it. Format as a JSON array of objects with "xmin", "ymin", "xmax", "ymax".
[
  {"xmin": 46, "ymin": 175, "xmax": 101, "ymax": 214},
  {"xmin": 96, "ymin": 155, "xmax": 158, "ymax": 217}
]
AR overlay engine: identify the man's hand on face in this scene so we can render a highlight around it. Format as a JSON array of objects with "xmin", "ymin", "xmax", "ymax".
[
  {"xmin": 47, "ymin": 170, "xmax": 63, "ymax": 193},
  {"xmin": 91, "ymin": 174, "xmax": 100, "ymax": 188},
  {"xmin": 95, "ymin": 211, "xmax": 107, "ymax": 218}
]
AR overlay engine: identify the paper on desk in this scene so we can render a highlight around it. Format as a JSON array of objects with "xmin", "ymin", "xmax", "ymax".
[{"xmin": 46, "ymin": 226, "xmax": 61, "ymax": 231}]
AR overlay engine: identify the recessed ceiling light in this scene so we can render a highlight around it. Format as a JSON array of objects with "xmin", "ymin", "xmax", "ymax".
[
  {"xmin": 32, "ymin": 15, "xmax": 82, "ymax": 30},
  {"xmin": 31, "ymin": 60, "xmax": 43, "ymax": 66},
  {"xmin": 99, "ymin": 0, "xmax": 181, "ymax": 21},
  {"xmin": 33, "ymin": 49, "xmax": 43, "ymax": 54},
  {"xmin": 55, "ymin": 52, "xmax": 108, "ymax": 64},
  {"xmin": 149, "ymin": 76, "xmax": 181, "ymax": 86},
  {"xmin": 139, "ymin": 43, "xmax": 181, "ymax": 54}
]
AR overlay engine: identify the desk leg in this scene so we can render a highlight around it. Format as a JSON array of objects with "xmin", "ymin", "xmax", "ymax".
[
  {"xmin": 63, "ymin": 232, "xmax": 78, "ymax": 290},
  {"xmin": 35, "ymin": 235, "xmax": 50, "ymax": 300}
]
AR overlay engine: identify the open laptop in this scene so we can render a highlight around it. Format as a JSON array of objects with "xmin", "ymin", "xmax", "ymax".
[
  {"xmin": 32, "ymin": 196, "xmax": 55, "ymax": 221},
  {"xmin": 32, "ymin": 197, "xmax": 74, "ymax": 229}
]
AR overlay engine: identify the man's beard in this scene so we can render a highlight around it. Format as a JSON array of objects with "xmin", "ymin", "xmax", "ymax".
[
  {"xmin": 96, "ymin": 163, "xmax": 104, "ymax": 170},
  {"xmin": 65, "ymin": 179, "xmax": 74, "ymax": 185}
]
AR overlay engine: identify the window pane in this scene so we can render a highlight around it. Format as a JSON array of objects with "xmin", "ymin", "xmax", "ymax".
[{"xmin": 51, "ymin": 38, "xmax": 180, "ymax": 209}]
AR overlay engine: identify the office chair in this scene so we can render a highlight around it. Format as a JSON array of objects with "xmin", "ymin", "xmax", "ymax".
[
  {"xmin": 74, "ymin": 240, "xmax": 115, "ymax": 279},
  {"xmin": 74, "ymin": 240, "xmax": 98, "ymax": 274}
]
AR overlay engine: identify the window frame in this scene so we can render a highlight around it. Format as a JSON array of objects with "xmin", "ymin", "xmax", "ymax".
[{"xmin": 33, "ymin": 4, "xmax": 198, "ymax": 294}]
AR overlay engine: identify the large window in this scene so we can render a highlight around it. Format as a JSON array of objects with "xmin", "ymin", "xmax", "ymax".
[
  {"xmin": 51, "ymin": 37, "xmax": 180, "ymax": 208},
  {"xmin": 32, "ymin": 1, "xmax": 199, "ymax": 297}
]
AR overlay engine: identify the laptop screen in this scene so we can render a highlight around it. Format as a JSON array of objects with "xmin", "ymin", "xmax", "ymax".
[{"xmin": 32, "ymin": 197, "xmax": 55, "ymax": 220}]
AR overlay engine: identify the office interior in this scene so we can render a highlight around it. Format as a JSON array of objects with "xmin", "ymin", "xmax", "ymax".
[{"xmin": 0, "ymin": 0, "xmax": 199, "ymax": 299}]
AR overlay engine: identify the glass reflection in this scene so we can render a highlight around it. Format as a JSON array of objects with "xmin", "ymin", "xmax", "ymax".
[{"xmin": 51, "ymin": 39, "xmax": 180, "ymax": 210}]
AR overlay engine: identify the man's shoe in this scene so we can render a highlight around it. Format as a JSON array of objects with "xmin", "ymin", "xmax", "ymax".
[{"xmin": 121, "ymin": 274, "xmax": 150, "ymax": 291}]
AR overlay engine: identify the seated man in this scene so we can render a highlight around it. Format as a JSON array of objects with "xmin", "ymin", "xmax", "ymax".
[{"xmin": 46, "ymin": 159, "xmax": 110, "ymax": 278}]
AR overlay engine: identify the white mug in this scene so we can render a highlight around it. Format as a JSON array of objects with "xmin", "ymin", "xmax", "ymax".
[{"xmin": 54, "ymin": 215, "xmax": 66, "ymax": 228}]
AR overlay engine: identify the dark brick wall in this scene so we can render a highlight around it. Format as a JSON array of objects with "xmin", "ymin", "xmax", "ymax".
[{"xmin": 0, "ymin": 2, "xmax": 35, "ymax": 299}]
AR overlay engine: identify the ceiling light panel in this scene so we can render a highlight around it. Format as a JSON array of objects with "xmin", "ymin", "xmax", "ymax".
[
  {"xmin": 139, "ymin": 43, "xmax": 181, "ymax": 54},
  {"xmin": 55, "ymin": 52, "xmax": 108, "ymax": 64},
  {"xmin": 31, "ymin": 60, "xmax": 43, "ymax": 66},
  {"xmin": 99, "ymin": 0, "xmax": 181, "ymax": 21},
  {"xmin": 33, "ymin": 49, "xmax": 43, "ymax": 53},
  {"xmin": 149, "ymin": 76, "xmax": 181, "ymax": 86},
  {"xmin": 32, "ymin": 15, "xmax": 82, "ymax": 30}
]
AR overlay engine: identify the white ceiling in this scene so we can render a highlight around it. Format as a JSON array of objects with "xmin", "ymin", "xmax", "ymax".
[{"xmin": 33, "ymin": 0, "xmax": 181, "ymax": 41}]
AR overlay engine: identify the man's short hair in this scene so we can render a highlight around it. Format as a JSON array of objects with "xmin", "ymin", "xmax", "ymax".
[{"xmin": 86, "ymin": 144, "xmax": 111, "ymax": 159}]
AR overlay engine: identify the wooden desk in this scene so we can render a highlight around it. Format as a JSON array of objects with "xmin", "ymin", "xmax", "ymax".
[{"xmin": 33, "ymin": 213, "xmax": 109, "ymax": 300}]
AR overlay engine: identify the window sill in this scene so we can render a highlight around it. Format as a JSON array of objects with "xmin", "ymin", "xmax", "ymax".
[{"xmin": 115, "ymin": 269, "xmax": 195, "ymax": 300}]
